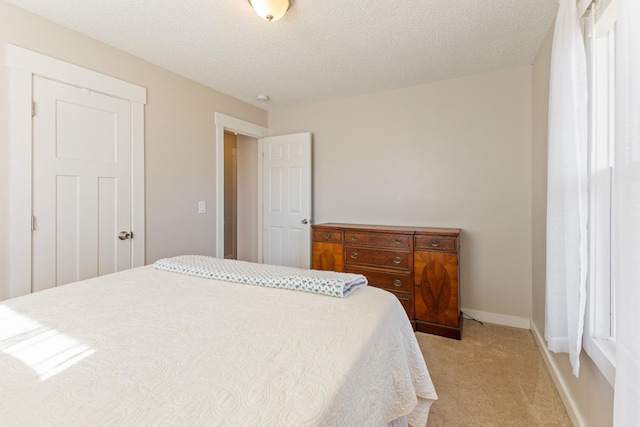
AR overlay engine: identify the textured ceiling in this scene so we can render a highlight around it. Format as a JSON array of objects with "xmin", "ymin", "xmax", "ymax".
[{"xmin": 5, "ymin": 0, "xmax": 558, "ymax": 111}]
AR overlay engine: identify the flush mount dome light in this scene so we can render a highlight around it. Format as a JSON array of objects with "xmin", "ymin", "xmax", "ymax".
[{"xmin": 248, "ymin": 0, "xmax": 292, "ymax": 22}]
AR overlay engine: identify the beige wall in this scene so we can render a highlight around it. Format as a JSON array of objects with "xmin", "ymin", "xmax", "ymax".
[
  {"xmin": 236, "ymin": 135, "xmax": 259, "ymax": 263},
  {"xmin": 532, "ymin": 21, "xmax": 553, "ymax": 333},
  {"xmin": 0, "ymin": 1, "xmax": 267, "ymax": 300},
  {"xmin": 531, "ymin": 21, "xmax": 614, "ymax": 427},
  {"xmin": 224, "ymin": 132, "xmax": 238, "ymax": 258},
  {"xmin": 269, "ymin": 68, "xmax": 534, "ymax": 321}
]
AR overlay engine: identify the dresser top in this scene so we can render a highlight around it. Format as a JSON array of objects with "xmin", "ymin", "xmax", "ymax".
[{"xmin": 312, "ymin": 223, "xmax": 461, "ymax": 236}]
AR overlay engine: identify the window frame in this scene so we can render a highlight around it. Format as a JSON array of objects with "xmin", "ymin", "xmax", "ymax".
[{"xmin": 584, "ymin": 0, "xmax": 618, "ymax": 387}]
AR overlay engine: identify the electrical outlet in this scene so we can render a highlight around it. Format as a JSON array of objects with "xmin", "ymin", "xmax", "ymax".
[{"xmin": 198, "ymin": 200, "xmax": 206, "ymax": 214}]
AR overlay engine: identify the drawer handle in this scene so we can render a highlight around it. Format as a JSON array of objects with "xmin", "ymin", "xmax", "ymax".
[
  {"xmin": 393, "ymin": 256, "xmax": 402, "ymax": 264},
  {"xmin": 395, "ymin": 238, "xmax": 402, "ymax": 245},
  {"xmin": 351, "ymin": 235, "xmax": 358, "ymax": 241},
  {"xmin": 324, "ymin": 233, "xmax": 331, "ymax": 240},
  {"xmin": 392, "ymin": 279, "xmax": 402, "ymax": 287},
  {"xmin": 430, "ymin": 240, "xmax": 439, "ymax": 247},
  {"xmin": 350, "ymin": 252, "xmax": 359, "ymax": 259}
]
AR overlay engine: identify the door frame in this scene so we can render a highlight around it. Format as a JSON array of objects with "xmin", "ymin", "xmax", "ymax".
[
  {"xmin": 6, "ymin": 44, "xmax": 147, "ymax": 298},
  {"xmin": 214, "ymin": 113, "xmax": 268, "ymax": 261}
]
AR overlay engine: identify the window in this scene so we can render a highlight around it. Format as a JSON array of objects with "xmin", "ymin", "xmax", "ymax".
[{"xmin": 584, "ymin": 0, "xmax": 617, "ymax": 385}]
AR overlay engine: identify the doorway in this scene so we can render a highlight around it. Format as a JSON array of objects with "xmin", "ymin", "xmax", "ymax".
[
  {"xmin": 214, "ymin": 114, "xmax": 313, "ymax": 269},
  {"xmin": 224, "ymin": 131, "xmax": 260, "ymax": 262},
  {"xmin": 214, "ymin": 113, "xmax": 269, "ymax": 261},
  {"xmin": 223, "ymin": 131, "xmax": 237, "ymax": 259}
]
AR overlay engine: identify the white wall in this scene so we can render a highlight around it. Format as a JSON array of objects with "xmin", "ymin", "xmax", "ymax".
[
  {"xmin": 0, "ymin": 0, "xmax": 267, "ymax": 300},
  {"xmin": 269, "ymin": 68, "xmax": 533, "ymax": 322},
  {"xmin": 531, "ymin": 18, "xmax": 614, "ymax": 427}
]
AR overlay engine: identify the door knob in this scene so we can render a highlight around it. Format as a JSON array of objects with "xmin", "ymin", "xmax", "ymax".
[
  {"xmin": 118, "ymin": 231, "xmax": 133, "ymax": 240},
  {"xmin": 301, "ymin": 219, "xmax": 309, "ymax": 224}
]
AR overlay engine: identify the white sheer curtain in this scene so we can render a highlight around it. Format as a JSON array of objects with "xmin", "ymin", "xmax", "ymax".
[
  {"xmin": 613, "ymin": 0, "xmax": 640, "ymax": 424},
  {"xmin": 545, "ymin": 0, "xmax": 589, "ymax": 376}
]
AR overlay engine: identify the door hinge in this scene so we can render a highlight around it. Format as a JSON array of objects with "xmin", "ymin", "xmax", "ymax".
[
  {"xmin": 31, "ymin": 101, "xmax": 36, "ymax": 117},
  {"xmin": 31, "ymin": 215, "xmax": 35, "ymax": 231}
]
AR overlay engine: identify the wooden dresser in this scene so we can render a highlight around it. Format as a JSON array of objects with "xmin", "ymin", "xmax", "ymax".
[{"xmin": 312, "ymin": 223, "xmax": 462, "ymax": 339}]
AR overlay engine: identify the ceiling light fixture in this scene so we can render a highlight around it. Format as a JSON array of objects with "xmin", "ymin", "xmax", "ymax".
[
  {"xmin": 256, "ymin": 94, "xmax": 270, "ymax": 102},
  {"xmin": 248, "ymin": 0, "xmax": 292, "ymax": 22}
]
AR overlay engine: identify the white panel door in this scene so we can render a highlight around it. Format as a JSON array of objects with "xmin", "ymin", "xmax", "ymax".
[
  {"xmin": 263, "ymin": 133, "xmax": 312, "ymax": 268},
  {"xmin": 32, "ymin": 76, "xmax": 133, "ymax": 292}
]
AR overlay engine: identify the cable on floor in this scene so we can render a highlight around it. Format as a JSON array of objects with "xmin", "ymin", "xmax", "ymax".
[{"xmin": 461, "ymin": 311, "xmax": 484, "ymax": 325}]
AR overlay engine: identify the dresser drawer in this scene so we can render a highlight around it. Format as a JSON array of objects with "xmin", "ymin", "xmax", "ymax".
[
  {"xmin": 414, "ymin": 235, "xmax": 457, "ymax": 252},
  {"xmin": 344, "ymin": 232, "xmax": 410, "ymax": 249},
  {"xmin": 345, "ymin": 247, "xmax": 410, "ymax": 270},
  {"xmin": 346, "ymin": 267, "xmax": 411, "ymax": 293},
  {"xmin": 312, "ymin": 229, "xmax": 343, "ymax": 244}
]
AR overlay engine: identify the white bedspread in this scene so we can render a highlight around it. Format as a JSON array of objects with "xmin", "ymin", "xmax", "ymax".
[{"xmin": 0, "ymin": 264, "xmax": 437, "ymax": 426}]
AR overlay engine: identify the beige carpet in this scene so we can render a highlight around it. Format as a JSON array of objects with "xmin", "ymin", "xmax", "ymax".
[{"xmin": 416, "ymin": 319, "xmax": 571, "ymax": 427}]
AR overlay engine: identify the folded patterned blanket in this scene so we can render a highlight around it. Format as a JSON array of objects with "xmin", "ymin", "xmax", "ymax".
[{"xmin": 153, "ymin": 255, "xmax": 367, "ymax": 298}]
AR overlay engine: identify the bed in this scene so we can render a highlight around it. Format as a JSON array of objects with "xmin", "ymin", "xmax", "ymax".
[{"xmin": 0, "ymin": 256, "xmax": 437, "ymax": 426}]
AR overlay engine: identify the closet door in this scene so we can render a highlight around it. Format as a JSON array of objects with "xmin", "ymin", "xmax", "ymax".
[{"xmin": 31, "ymin": 76, "xmax": 133, "ymax": 292}]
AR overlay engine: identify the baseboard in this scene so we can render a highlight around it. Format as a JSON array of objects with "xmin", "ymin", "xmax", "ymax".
[
  {"xmin": 460, "ymin": 308, "xmax": 530, "ymax": 329},
  {"xmin": 530, "ymin": 321, "xmax": 586, "ymax": 427}
]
